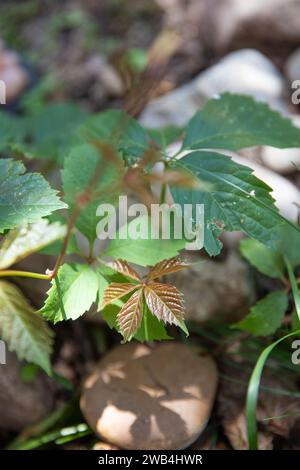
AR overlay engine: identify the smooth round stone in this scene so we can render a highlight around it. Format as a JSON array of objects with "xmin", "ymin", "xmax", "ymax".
[
  {"xmin": 81, "ymin": 342, "xmax": 218, "ymax": 450},
  {"xmin": 0, "ymin": 50, "xmax": 28, "ymax": 103}
]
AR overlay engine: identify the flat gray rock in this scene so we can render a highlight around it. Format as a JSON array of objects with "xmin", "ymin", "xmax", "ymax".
[{"xmin": 81, "ymin": 342, "xmax": 218, "ymax": 450}]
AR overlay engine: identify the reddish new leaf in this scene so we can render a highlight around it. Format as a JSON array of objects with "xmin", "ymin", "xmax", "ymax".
[
  {"xmin": 106, "ymin": 259, "xmax": 141, "ymax": 282},
  {"xmin": 147, "ymin": 257, "xmax": 189, "ymax": 281},
  {"xmin": 117, "ymin": 288, "xmax": 144, "ymax": 341},
  {"xmin": 144, "ymin": 282, "xmax": 186, "ymax": 328},
  {"xmin": 101, "ymin": 282, "xmax": 138, "ymax": 309}
]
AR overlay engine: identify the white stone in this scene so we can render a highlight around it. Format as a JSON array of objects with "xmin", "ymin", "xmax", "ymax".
[
  {"xmin": 140, "ymin": 82, "xmax": 201, "ymax": 128},
  {"xmin": 286, "ymin": 47, "xmax": 300, "ymax": 83},
  {"xmin": 193, "ymin": 49, "xmax": 285, "ymax": 108},
  {"xmin": 0, "ymin": 49, "xmax": 28, "ymax": 103},
  {"xmin": 140, "ymin": 49, "xmax": 286, "ymax": 129}
]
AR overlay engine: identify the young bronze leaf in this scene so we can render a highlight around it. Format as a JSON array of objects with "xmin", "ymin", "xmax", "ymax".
[
  {"xmin": 147, "ymin": 257, "xmax": 189, "ymax": 281},
  {"xmin": 106, "ymin": 259, "xmax": 141, "ymax": 282},
  {"xmin": 117, "ymin": 288, "xmax": 144, "ymax": 341},
  {"xmin": 101, "ymin": 283, "xmax": 138, "ymax": 309},
  {"xmin": 144, "ymin": 282, "xmax": 185, "ymax": 327}
]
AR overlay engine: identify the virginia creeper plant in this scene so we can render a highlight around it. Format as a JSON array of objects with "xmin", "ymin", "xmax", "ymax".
[{"xmin": 0, "ymin": 92, "xmax": 300, "ymax": 378}]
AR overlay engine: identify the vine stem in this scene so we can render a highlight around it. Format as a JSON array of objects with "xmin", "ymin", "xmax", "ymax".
[
  {"xmin": 49, "ymin": 206, "xmax": 79, "ymax": 279},
  {"xmin": 0, "ymin": 270, "xmax": 51, "ymax": 280},
  {"xmin": 49, "ymin": 141, "xmax": 113, "ymax": 279},
  {"xmin": 159, "ymin": 181, "xmax": 167, "ymax": 205},
  {"xmin": 159, "ymin": 162, "xmax": 168, "ymax": 204}
]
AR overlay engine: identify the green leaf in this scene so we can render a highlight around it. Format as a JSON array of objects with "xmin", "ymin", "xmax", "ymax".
[
  {"xmin": 0, "ymin": 159, "xmax": 67, "ymax": 233},
  {"xmin": 0, "ymin": 111, "xmax": 26, "ymax": 152},
  {"xmin": 125, "ymin": 48, "xmax": 148, "ymax": 72},
  {"xmin": 83, "ymin": 110, "xmax": 149, "ymax": 165},
  {"xmin": 15, "ymin": 103, "xmax": 89, "ymax": 163},
  {"xmin": 240, "ymin": 238, "xmax": 285, "ymax": 279},
  {"xmin": 0, "ymin": 220, "xmax": 66, "ymax": 269},
  {"xmin": 240, "ymin": 225, "xmax": 300, "ymax": 279},
  {"xmin": 62, "ymin": 143, "xmax": 120, "ymax": 243},
  {"xmin": 135, "ymin": 304, "xmax": 172, "ymax": 342},
  {"xmin": 96, "ymin": 269, "xmax": 110, "ymax": 310},
  {"xmin": 234, "ymin": 291, "xmax": 288, "ymax": 336},
  {"xmin": 20, "ymin": 363, "xmax": 39, "ymax": 383},
  {"xmin": 38, "ymin": 234, "xmax": 80, "ymax": 257},
  {"xmin": 104, "ymin": 215, "xmax": 186, "ymax": 266},
  {"xmin": 291, "ymin": 310, "xmax": 300, "ymax": 331},
  {"xmin": 171, "ymin": 151, "xmax": 282, "ymax": 256},
  {"xmin": 40, "ymin": 264, "xmax": 99, "ymax": 323},
  {"xmin": 277, "ymin": 224, "xmax": 300, "ymax": 269},
  {"xmin": 183, "ymin": 93, "xmax": 300, "ymax": 151},
  {"xmin": 0, "ymin": 281, "xmax": 53, "ymax": 374},
  {"xmin": 148, "ymin": 126, "xmax": 182, "ymax": 150}
]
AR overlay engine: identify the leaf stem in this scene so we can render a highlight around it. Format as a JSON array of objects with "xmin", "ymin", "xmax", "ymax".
[
  {"xmin": 160, "ymin": 182, "xmax": 167, "ymax": 204},
  {"xmin": 0, "ymin": 270, "xmax": 51, "ymax": 280},
  {"xmin": 159, "ymin": 161, "xmax": 169, "ymax": 204},
  {"xmin": 50, "ymin": 207, "xmax": 79, "ymax": 279}
]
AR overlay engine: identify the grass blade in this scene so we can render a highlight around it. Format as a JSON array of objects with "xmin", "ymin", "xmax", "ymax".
[
  {"xmin": 285, "ymin": 256, "xmax": 300, "ymax": 321},
  {"xmin": 246, "ymin": 329, "xmax": 300, "ymax": 449}
]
